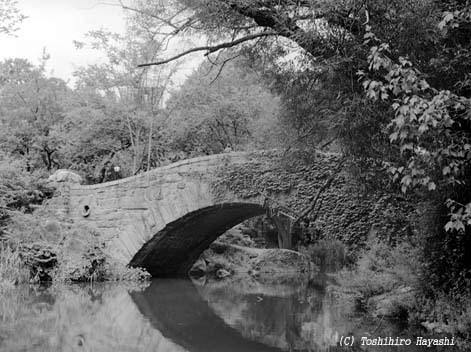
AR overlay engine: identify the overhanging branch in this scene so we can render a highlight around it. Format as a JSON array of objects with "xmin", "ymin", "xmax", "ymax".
[{"xmin": 137, "ymin": 31, "xmax": 277, "ymax": 67}]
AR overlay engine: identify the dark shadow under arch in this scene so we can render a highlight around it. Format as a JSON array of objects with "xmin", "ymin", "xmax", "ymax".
[
  {"xmin": 130, "ymin": 279, "xmax": 285, "ymax": 352},
  {"xmin": 129, "ymin": 203, "xmax": 265, "ymax": 277}
]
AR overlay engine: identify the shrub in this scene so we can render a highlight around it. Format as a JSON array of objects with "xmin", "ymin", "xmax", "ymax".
[
  {"xmin": 299, "ymin": 239, "xmax": 346, "ymax": 272},
  {"xmin": 412, "ymin": 291, "xmax": 471, "ymax": 339},
  {"xmin": 3, "ymin": 210, "xmax": 150, "ymax": 283},
  {"xmin": 0, "ymin": 153, "xmax": 50, "ymax": 214},
  {"xmin": 337, "ymin": 238, "xmax": 420, "ymax": 310},
  {"xmin": 0, "ymin": 242, "xmax": 30, "ymax": 290}
]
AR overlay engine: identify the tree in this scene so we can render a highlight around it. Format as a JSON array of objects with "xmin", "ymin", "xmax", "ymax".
[
  {"xmin": 0, "ymin": 58, "xmax": 72, "ymax": 170},
  {"xmin": 69, "ymin": 12, "xmax": 178, "ymax": 179},
  {"xmin": 165, "ymin": 54, "xmax": 282, "ymax": 154},
  {"xmin": 0, "ymin": 0, "xmax": 25, "ymax": 35}
]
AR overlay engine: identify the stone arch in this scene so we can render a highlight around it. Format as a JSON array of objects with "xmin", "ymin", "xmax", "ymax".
[{"xmin": 129, "ymin": 202, "xmax": 266, "ymax": 277}]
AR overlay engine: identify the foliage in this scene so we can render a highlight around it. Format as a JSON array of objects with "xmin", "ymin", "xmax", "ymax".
[
  {"xmin": 0, "ymin": 58, "xmax": 72, "ymax": 170},
  {"xmin": 360, "ymin": 5, "xmax": 471, "ymax": 233},
  {"xmin": 338, "ymin": 238, "xmax": 420, "ymax": 311},
  {"xmin": 298, "ymin": 239, "xmax": 346, "ymax": 272},
  {"xmin": 2, "ymin": 210, "xmax": 150, "ymax": 283},
  {"xmin": 413, "ymin": 291, "xmax": 471, "ymax": 338},
  {"xmin": 69, "ymin": 23, "xmax": 183, "ymax": 178},
  {"xmin": 165, "ymin": 54, "xmax": 283, "ymax": 154},
  {"xmin": 0, "ymin": 152, "xmax": 51, "ymax": 240},
  {"xmin": 0, "ymin": 242, "xmax": 29, "ymax": 290},
  {"xmin": 0, "ymin": 0, "xmax": 25, "ymax": 35},
  {"xmin": 0, "ymin": 152, "xmax": 49, "ymax": 213}
]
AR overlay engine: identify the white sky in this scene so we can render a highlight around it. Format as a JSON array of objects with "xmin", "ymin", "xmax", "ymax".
[
  {"xmin": 0, "ymin": 0, "xmax": 126, "ymax": 85},
  {"xmin": 0, "ymin": 0, "xmax": 206, "ymax": 90}
]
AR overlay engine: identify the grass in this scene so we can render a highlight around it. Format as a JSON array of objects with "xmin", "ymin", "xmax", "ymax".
[{"xmin": 0, "ymin": 242, "xmax": 30, "ymax": 290}]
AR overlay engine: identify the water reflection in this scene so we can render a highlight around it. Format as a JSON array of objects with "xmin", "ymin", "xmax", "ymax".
[
  {"xmin": 192, "ymin": 274, "xmax": 340, "ymax": 351},
  {"xmin": 0, "ymin": 276, "xmax": 464, "ymax": 352},
  {"xmin": 132, "ymin": 279, "xmax": 282, "ymax": 352}
]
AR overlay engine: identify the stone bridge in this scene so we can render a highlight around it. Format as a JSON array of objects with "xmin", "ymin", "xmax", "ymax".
[{"xmin": 47, "ymin": 151, "xmax": 302, "ymax": 277}]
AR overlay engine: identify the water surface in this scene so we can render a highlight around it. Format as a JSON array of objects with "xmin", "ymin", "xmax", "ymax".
[{"xmin": 0, "ymin": 275, "xmax": 463, "ymax": 351}]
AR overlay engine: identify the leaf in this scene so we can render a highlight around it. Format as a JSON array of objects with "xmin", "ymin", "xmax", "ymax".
[
  {"xmin": 438, "ymin": 12, "xmax": 454, "ymax": 30},
  {"xmin": 445, "ymin": 219, "xmax": 465, "ymax": 233},
  {"xmin": 418, "ymin": 124, "xmax": 428, "ymax": 133},
  {"xmin": 389, "ymin": 132, "xmax": 399, "ymax": 142},
  {"xmin": 401, "ymin": 175, "xmax": 412, "ymax": 186},
  {"xmin": 444, "ymin": 221, "xmax": 453, "ymax": 232}
]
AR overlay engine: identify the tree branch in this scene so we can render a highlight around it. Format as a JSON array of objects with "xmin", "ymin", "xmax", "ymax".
[{"xmin": 138, "ymin": 31, "xmax": 277, "ymax": 67}]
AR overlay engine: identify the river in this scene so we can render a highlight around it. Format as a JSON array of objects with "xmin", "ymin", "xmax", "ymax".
[{"xmin": 0, "ymin": 274, "xmax": 463, "ymax": 351}]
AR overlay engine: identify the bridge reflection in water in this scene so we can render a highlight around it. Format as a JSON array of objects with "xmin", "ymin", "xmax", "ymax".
[
  {"xmin": 132, "ymin": 279, "xmax": 285, "ymax": 352},
  {"xmin": 2, "ymin": 276, "xmax": 461, "ymax": 351},
  {"xmin": 1, "ymin": 274, "xmax": 355, "ymax": 352}
]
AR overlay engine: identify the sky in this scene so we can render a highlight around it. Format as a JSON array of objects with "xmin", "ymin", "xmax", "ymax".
[{"xmin": 0, "ymin": 0, "xmax": 126, "ymax": 84}]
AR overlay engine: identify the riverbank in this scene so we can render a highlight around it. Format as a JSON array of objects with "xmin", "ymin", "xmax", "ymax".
[
  {"xmin": 190, "ymin": 228, "xmax": 470, "ymax": 348},
  {"xmin": 329, "ymin": 239, "xmax": 471, "ymax": 345},
  {"xmin": 189, "ymin": 225, "xmax": 317, "ymax": 280},
  {"xmin": 190, "ymin": 241, "xmax": 316, "ymax": 279}
]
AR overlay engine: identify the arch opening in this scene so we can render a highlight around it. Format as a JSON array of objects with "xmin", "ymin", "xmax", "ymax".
[{"xmin": 129, "ymin": 203, "xmax": 266, "ymax": 277}]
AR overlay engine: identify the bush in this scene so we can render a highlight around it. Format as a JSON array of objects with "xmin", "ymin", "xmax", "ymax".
[
  {"xmin": 0, "ymin": 242, "xmax": 30, "ymax": 290},
  {"xmin": 0, "ymin": 153, "xmax": 50, "ymax": 214},
  {"xmin": 2, "ymin": 210, "xmax": 150, "ymax": 283},
  {"xmin": 337, "ymin": 238, "xmax": 420, "ymax": 311},
  {"xmin": 299, "ymin": 239, "xmax": 346, "ymax": 272},
  {"xmin": 412, "ymin": 291, "xmax": 471, "ymax": 339}
]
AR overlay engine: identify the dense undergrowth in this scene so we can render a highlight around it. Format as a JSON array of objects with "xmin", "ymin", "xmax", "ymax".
[
  {"xmin": 0, "ymin": 210, "xmax": 150, "ymax": 290},
  {"xmin": 333, "ymin": 235, "xmax": 471, "ymax": 340},
  {"xmin": 0, "ymin": 154, "xmax": 150, "ymax": 289}
]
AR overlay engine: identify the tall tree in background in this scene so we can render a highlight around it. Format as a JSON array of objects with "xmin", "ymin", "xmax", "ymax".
[
  {"xmin": 0, "ymin": 57, "xmax": 72, "ymax": 170},
  {"xmin": 66, "ymin": 12, "xmax": 178, "ymax": 179},
  {"xmin": 165, "ymin": 54, "xmax": 282, "ymax": 155}
]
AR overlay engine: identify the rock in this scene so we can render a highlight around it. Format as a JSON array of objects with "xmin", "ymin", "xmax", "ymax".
[
  {"xmin": 216, "ymin": 269, "xmax": 231, "ymax": 279},
  {"xmin": 368, "ymin": 286, "xmax": 416, "ymax": 317},
  {"xmin": 252, "ymin": 249, "xmax": 314, "ymax": 274},
  {"xmin": 189, "ymin": 258, "xmax": 207, "ymax": 278},
  {"xmin": 48, "ymin": 170, "xmax": 83, "ymax": 184},
  {"xmin": 209, "ymin": 242, "xmax": 227, "ymax": 254}
]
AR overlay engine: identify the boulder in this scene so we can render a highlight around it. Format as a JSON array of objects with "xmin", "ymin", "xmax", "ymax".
[
  {"xmin": 188, "ymin": 258, "xmax": 207, "ymax": 278},
  {"xmin": 48, "ymin": 169, "xmax": 83, "ymax": 184}
]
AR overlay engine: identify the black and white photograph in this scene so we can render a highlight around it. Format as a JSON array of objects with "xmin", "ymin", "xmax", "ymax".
[{"xmin": 0, "ymin": 0, "xmax": 470, "ymax": 351}]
